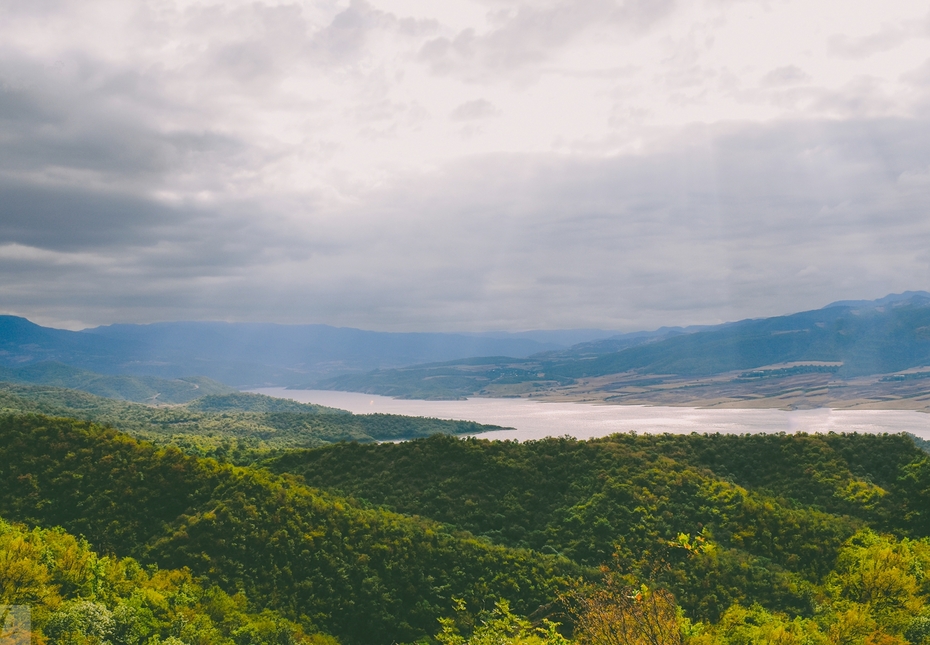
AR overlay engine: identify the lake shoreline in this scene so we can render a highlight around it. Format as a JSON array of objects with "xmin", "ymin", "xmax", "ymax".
[{"xmin": 250, "ymin": 387, "xmax": 930, "ymax": 442}]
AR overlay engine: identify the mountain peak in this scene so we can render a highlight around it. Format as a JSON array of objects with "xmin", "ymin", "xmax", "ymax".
[{"xmin": 824, "ymin": 291, "xmax": 930, "ymax": 310}]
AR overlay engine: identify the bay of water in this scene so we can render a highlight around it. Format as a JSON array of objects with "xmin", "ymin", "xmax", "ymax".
[{"xmin": 251, "ymin": 388, "xmax": 930, "ymax": 442}]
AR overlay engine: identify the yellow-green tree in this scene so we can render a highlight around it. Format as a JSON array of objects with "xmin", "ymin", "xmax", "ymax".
[
  {"xmin": 565, "ymin": 573, "xmax": 683, "ymax": 645},
  {"xmin": 435, "ymin": 598, "xmax": 570, "ymax": 645}
]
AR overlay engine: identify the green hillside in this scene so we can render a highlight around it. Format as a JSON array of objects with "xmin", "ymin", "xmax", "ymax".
[
  {"xmin": 269, "ymin": 432, "xmax": 930, "ymax": 623},
  {"xmin": 3, "ymin": 411, "xmax": 930, "ymax": 643},
  {"xmin": 0, "ymin": 516, "xmax": 335, "ymax": 644},
  {"xmin": 0, "ymin": 414, "xmax": 575, "ymax": 644},
  {"xmin": 185, "ymin": 392, "xmax": 347, "ymax": 414},
  {"xmin": 0, "ymin": 361, "xmax": 235, "ymax": 404},
  {"xmin": 0, "ymin": 383, "xmax": 502, "ymax": 456}
]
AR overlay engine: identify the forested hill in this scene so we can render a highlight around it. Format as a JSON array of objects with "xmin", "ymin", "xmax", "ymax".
[
  {"xmin": 0, "ymin": 384, "xmax": 502, "ymax": 454},
  {"xmin": 0, "ymin": 517, "xmax": 336, "ymax": 645},
  {"xmin": 271, "ymin": 432, "xmax": 930, "ymax": 543},
  {"xmin": 4, "ymin": 412, "xmax": 930, "ymax": 643},
  {"xmin": 0, "ymin": 414, "xmax": 574, "ymax": 645},
  {"xmin": 270, "ymin": 431, "xmax": 930, "ymax": 622},
  {"xmin": 0, "ymin": 361, "xmax": 235, "ymax": 403}
]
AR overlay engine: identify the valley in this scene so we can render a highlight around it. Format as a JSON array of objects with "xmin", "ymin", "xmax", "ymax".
[{"xmin": 4, "ymin": 293, "xmax": 930, "ymax": 644}]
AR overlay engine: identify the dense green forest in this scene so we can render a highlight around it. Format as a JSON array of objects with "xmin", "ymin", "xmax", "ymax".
[
  {"xmin": 3, "ymin": 392, "xmax": 930, "ymax": 643},
  {"xmin": 0, "ymin": 414, "xmax": 574, "ymax": 644},
  {"xmin": 0, "ymin": 517, "xmax": 337, "ymax": 644},
  {"xmin": 270, "ymin": 432, "xmax": 930, "ymax": 622}
]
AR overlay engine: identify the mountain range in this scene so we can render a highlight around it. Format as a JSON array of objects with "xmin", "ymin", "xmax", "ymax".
[
  {"xmin": 316, "ymin": 291, "xmax": 930, "ymax": 403},
  {"xmin": 2, "ymin": 292, "xmax": 930, "ymax": 401},
  {"xmin": 0, "ymin": 317, "xmax": 625, "ymax": 387}
]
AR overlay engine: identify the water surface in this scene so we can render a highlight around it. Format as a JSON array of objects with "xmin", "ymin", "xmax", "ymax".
[{"xmin": 251, "ymin": 388, "xmax": 930, "ymax": 442}]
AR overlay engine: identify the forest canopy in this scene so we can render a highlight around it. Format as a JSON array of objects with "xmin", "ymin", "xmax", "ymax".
[{"xmin": 1, "ymin": 403, "xmax": 930, "ymax": 644}]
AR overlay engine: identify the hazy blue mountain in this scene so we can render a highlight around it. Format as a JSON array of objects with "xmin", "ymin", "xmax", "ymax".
[
  {"xmin": 825, "ymin": 291, "xmax": 930, "ymax": 309},
  {"xmin": 534, "ymin": 323, "xmax": 733, "ymax": 359},
  {"xmin": 317, "ymin": 292, "xmax": 930, "ymax": 397},
  {"xmin": 0, "ymin": 315, "xmax": 134, "ymax": 367},
  {"xmin": 0, "ymin": 317, "xmax": 604, "ymax": 387},
  {"xmin": 4, "ymin": 293, "xmax": 928, "ymax": 391},
  {"xmin": 534, "ymin": 291, "xmax": 930, "ymax": 377},
  {"xmin": 460, "ymin": 328, "xmax": 621, "ymax": 346},
  {"xmin": 81, "ymin": 322, "xmax": 581, "ymax": 384},
  {"xmin": 547, "ymin": 293, "xmax": 930, "ymax": 378}
]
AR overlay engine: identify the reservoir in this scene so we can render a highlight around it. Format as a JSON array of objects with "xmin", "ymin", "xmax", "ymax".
[{"xmin": 252, "ymin": 388, "xmax": 930, "ymax": 442}]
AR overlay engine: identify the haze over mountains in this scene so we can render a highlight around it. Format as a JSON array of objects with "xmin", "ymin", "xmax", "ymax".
[
  {"xmin": 0, "ymin": 316, "xmax": 624, "ymax": 387},
  {"xmin": 2, "ymin": 292, "xmax": 930, "ymax": 403},
  {"xmin": 319, "ymin": 291, "xmax": 930, "ymax": 404}
]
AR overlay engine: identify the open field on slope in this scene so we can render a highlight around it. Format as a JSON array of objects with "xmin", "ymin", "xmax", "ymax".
[{"xmin": 520, "ymin": 367, "xmax": 930, "ymax": 411}]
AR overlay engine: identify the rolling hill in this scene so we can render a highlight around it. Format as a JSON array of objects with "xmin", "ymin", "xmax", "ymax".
[
  {"xmin": 0, "ymin": 414, "xmax": 575, "ymax": 644},
  {"xmin": 0, "ymin": 361, "xmax": 235, "ymax": 403},
  {"xmin": 0, "ymin": 384, "xmax": 503, "ymax": 455},
  {"xmin": 3, "ymin": 407, "xmax": 930, "ymax": 643}
]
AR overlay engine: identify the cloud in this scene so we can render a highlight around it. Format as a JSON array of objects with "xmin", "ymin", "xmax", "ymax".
[
  {"xmin": 828, "ymin": 25, "xmax": 912, "ymax": 59},
  {"xmin": 417, "ymin": 0, "xmax": 676, "ymax": 80},
  {"xmin": 902, "ymin": 57, "xmax": 930, "ymax": 85},
  {"xmin": 0, "ymin": 243, "xmax": 111, "ymax": 267},
  {"xmin": 307, "ymin": 0, "xmax": 439, "ymax": 66},
  {"xmin": 808, "ymin": 76, "xmax": 899, "ymax": 118},
  {"xmin": 0, "ymin": 183, "xmax": 186, "ymax": 251},
  {"xmin": 450, "ymin": 98, "xmax": 500, "ymax": 120},
  {"xmin": 1, "ymin": 0, "xmax": 930, "ymax": 331},
  {"xmin": 0, "ymin": 54, "xmax": 248, "ymax": 194},
  {"xmin": 761, "ymin": 66, "xmax": 811, "ymax": 87},
  {"xmin": 4, "ymin": 115, "xmax": 928, "ymax": 331}
]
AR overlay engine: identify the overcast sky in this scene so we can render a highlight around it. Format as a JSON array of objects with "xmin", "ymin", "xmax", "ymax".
[{"xmin": 1, "ymin": 0, "xmax": 929, "ymax": 331}]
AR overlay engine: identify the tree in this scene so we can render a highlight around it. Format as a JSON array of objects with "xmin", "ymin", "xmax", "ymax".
[
  {"xmin": 565, "ymin": 575, "xmax": 682, "ymax": 645},
  {"xmin": 435, "ymin": 598, "xmax": 570, "ymax": 645}
]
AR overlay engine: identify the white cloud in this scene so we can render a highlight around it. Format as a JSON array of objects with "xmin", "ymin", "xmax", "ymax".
[
  {"xmin": 828, "ymin": 20, "xmax": 924, "ymax": 59},
  {"xmin": 450, "ymin": 98, "xmax": 499, "ymax": 120},
  {"xmin": 761, "ymin": 66, "xmax": 811, "ymax": 87},
  {"xmin": 0, "ymin": 0, "xmax": 929, "ymax": 330}
]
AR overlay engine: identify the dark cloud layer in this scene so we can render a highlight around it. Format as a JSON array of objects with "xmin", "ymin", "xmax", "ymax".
[
  {"xmin": 4, "ymin": 115, "xmax": 927, "ymax": 330},
  {"xmin": 0, "ymin": 184, "xmax": 183, "ymax": 250}
]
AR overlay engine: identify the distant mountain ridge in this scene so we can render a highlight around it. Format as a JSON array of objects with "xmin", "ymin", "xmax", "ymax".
[
  {"xmin": 0, "ymin": 316, "xmax": 619, "ymax": 387},
  {"xmin": 316, "ymin": 292, "xmax": 930, "ymax": 399},
  {"xmin": 535, "ymin": 323, "xmax": 733, "ymax": 360},
  {"xmin": 547, "ymin": 293, "xmax": 930, "ymax": 378},
  {"xmin": 825, "ymin": 291, "xmax": 930, "ymax": 309},
  {"xmin": 2, "ymin": 292, "xmax": 928, "ymax": 391}
]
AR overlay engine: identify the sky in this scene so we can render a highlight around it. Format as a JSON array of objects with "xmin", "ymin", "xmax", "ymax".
[{"xmin": 1, "ymin": 0, "xmax": 929, "ymax": 332}]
